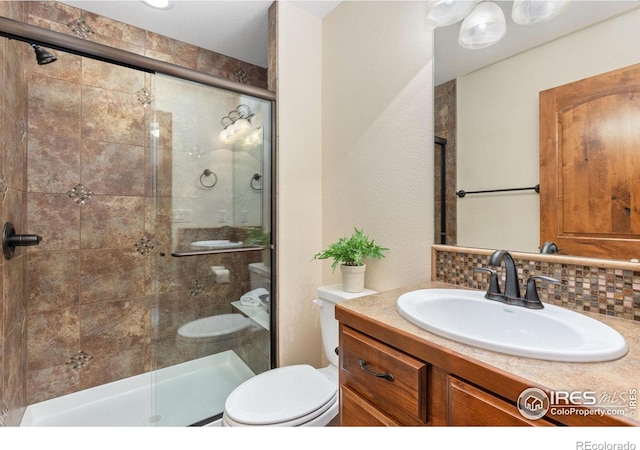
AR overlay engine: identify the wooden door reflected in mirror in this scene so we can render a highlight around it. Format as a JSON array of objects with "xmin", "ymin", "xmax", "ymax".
[{"xmin": 539, "ymin": 63, "xmax": 640, "ymax": 260}]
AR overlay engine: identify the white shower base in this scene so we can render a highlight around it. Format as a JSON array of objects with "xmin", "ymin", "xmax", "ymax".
[{"xmin": 20, "ymin": 350, "xmax": 255, "ymax": 427}]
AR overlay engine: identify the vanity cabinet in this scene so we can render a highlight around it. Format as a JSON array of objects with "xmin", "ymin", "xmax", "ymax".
[
  {"xmin": 339, "ymin": 324, "xmax": 549, "ymax": 426},
  {"xmin": 338, "ymin": 320, "xmax": 629, "ymax": 427},
  {"xmin": 339, "ymin": 323, "xmax": 556, "ymax": 426},
  {"xmin": 335, "ymin": 281, "xmax": 639, "ymax": 427}
]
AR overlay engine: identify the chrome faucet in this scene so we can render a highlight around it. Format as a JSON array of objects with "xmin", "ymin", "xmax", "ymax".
[{"xmin": 474, "ymin": 250, "xmax": 561, "ymax": 309}]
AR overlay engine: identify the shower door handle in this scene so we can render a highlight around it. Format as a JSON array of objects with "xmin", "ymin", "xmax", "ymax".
[
  {"xmin": 171, "ymin": 246, "xmax": 265, "ymax": 257},
  {"xmin": 3, "ymin": 222, "xmax": 42, "ymax": 260}
]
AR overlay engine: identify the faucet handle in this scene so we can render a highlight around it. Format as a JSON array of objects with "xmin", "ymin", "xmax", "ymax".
[
  {"xmin": 473, "ymin": 267, "xmax": 501, "ymax": 298},
  {"xmin": 524, "ymin": 275, "xmax": 561, "ymax": 308}
]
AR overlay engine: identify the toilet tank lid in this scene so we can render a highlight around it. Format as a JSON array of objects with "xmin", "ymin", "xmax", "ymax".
[
  {"xmin": 317, "ymin": 284, "xmax": 377, "ymax": 304},
  {"xmin": 248, "ymin": 262, "xmax": 270, "ymax": 276}
]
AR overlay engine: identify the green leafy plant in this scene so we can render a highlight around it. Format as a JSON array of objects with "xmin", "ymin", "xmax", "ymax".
[
  {"xmin": 245, "ymin": 227, "xmax": 270, "ymax": 247},
  {"xmin": 313, "ymin": 228, "xmax": 388, "ymax": 272}
]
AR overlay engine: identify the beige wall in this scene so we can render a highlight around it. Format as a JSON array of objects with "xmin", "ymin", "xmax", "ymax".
[
  {"xmin": 276, "ymin": 2, "xmax": 324, "ymax": 367},
  {"xmin": 322, "ymin": 1, "xmax": 434, "ymax": 292},
  {"xmin": 457, "ymin": 9, "xmax": 640, "ymax": 253},
  {"xmin": 276, "ymin": 1, "xmax": 434, "ymax": 366}
]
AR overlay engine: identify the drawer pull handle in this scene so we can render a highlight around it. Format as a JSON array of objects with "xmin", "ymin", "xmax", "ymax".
[{"xmin": 358, "ymin": 358, "xmax": 394, "ymax": 382}]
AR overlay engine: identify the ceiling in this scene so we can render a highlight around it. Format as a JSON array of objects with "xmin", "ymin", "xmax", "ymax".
[
  {"xmin": 434, "ymin": 0, "xmax": 640, "ymax": 85},
  {"xmin": 58, "ymin": 0, "xmax": 341, "ymax": 68},
  {"xmin": 58, "ymin": 1, "xmax": 639, "ymax": 81}
]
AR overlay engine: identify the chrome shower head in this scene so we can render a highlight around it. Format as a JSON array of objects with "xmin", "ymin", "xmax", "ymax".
[{"xmin": 30, "ymin": 43, "xmax": 57, "ymax": 65}]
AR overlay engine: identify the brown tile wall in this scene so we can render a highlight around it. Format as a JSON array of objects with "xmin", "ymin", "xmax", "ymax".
[
  {"xmin": 23, "ymin": 1, "xmax": 268, "ymax": 89},
  {"xmin": 434, "ymin": 79, "xmax": 457, "ymax": 245},
  {"xmin": 268, "ymin": 2, "xmax": 277, "ymax": 92},
  {"xmin": 433, "ymin": 246, "xmax": 640, "ymax": 322},
  {"xmin": 0, "ymin": 0, "xmax": 29, "ymax": 428},
  {"xmin": 0, "ymin": 0, "xmax": 270, "ymax": 425}
]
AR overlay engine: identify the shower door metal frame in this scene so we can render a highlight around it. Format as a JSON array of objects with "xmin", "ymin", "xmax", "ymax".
[{"xmin": 0, "ymin": 16, "xmax": 278, "ymax": 369}]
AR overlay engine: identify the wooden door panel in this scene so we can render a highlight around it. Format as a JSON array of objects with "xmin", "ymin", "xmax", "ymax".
[
  {"xmin": 540, "ymin": 63, "xmax": 640, "ymax": 259},
  {"xmin": 559, "ymin": 92, "xmax": 640, "ymax": 235}
]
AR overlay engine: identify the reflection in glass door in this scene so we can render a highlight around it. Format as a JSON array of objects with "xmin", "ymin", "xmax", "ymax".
[{"xmin": 149, "ymin": 74, "xmax": 273, "ymax": 425}]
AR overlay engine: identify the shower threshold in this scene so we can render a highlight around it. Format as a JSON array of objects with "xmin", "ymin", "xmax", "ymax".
[{"xmin": 20, "ymin": 350, "xmax": 255, "ymax": 427}]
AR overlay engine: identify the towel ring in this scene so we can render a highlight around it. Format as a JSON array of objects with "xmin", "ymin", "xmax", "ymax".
[
  {"xmin": 200, "ymin": 169, "xmax": 218, "ymax": 189},
  {"xmin": 250, "ymin": 173, "xmax": 263, "ymax": 191}
]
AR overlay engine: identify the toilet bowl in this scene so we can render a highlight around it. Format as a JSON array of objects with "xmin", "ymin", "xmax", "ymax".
[
  {"xmin": 221, "ymin": 284, "xmax": 376, "ymax": 427},
  {"xmin": 176, "ymin": 313, "xmax": 251, "ymax": 355}
]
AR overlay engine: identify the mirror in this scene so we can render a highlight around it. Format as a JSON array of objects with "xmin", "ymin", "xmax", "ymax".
[{"xmin": 434, "ymin": 1, "xmax": 640, "ymax": 257}]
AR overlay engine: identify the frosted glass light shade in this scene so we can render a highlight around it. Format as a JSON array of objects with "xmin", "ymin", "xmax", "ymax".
[
  {"xmin": 233, "ymin": 118, "xmax": 252, "ymax": 135},
  {"xmin": 142, "ymin": 0, "xmax": 173, "ymax": 9},
  {"xmin": 426, "ymin": 0, "xmax": 479, "ymax": 27},
  {"xmin": 458, "ymin": 1, "xmax": 506, "ymax": 50},
  {"xmin": 511, "ymin": 0, "xmax": 568, "ymax": 25}
]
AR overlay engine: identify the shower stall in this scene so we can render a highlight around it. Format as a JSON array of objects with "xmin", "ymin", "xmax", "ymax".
[{"xmin": 0, "ymin": 15, "xmax": 274, "ymax": 427}]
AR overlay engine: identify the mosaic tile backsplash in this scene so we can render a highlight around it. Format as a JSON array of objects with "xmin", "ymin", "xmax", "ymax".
[{"xmin": 433, "ymin": 245, "xmax": 640, "ymax": 322}]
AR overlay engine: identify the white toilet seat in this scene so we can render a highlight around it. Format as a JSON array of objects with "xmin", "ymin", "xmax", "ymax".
[
  {"xmin": 223, "ymin": 364, "xmax": 337, "ymax": 426},
  {"xmin": 223, "ymin": 393, "xmax": 337, "ymax": 427}
]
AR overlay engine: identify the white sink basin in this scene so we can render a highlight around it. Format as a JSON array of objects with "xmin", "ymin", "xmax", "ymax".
[
  {"xmin": 396, "ymin": 289, "xmax": 628, "ymax": 362},
  {"xmin": 190, "ymin": 240, "xmax": 243, "ymax": 248}
]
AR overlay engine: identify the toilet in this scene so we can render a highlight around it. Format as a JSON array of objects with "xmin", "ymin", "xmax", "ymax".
[
  {"xmin": 222, "ymin": 284, "xmax": 376, "ymax": 427},
  {"xmin": 248, "ymin": 262, "xmax": 270, "ymax": 291},
  {"xmin": 176, "ymin": 313, "xmax": 252, "ymax": 355},
  {"xmin": 248, "ymin": 262, "xmax": 271, "ymax": 312}
]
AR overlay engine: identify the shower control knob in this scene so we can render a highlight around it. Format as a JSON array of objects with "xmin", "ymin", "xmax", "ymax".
[{"xmin": 2, "ymin": 222, "xmax": 42, "ymax": 260}]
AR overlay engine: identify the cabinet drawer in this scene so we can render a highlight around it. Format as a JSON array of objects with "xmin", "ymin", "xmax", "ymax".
[
  {"xmin": 340, "ymin": 326, "xmax": 427, "ymax": 425},
  {"xmin": 340, "ymin": 385, "xmax": 400, "ymax": 426},
  {"xmin": 448, "ymin": 376, "xmax": 554, "ymax": 426}
]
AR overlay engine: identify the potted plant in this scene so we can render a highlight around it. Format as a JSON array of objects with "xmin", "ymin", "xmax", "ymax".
[
  {"xmin": 245, "ymin": 227, "xmax": 271, "ymax": 266},
  {"xmin": 313, "ymin": 228, "xmax": 388, "ymax": 293}
]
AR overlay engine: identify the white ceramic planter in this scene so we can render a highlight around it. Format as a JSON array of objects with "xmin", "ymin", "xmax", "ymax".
[{"xmin": 340, "ymin": 264, "xmax": 366, "ymax": 293}]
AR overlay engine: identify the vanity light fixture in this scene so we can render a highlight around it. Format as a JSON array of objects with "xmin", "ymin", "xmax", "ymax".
[
  {"xmin": 458, "ymin": 1, "xmax": 506, "ymax": 50},
  {"xmin": 427, "ymin": 0, "xmax": 569, "ymax": 50},
  {"xmin": 511, "ymin": 0, "xmax": 569, "ymax": 25},
  {"xmin": 141, "ymin": 0, "xmax": 173, "ymax": 10},
  {"xmin": 426, "ymin": 0, "xmax": 480, "ymax": 27},
  {"xmin": 219, "ymin": 104, "xmax": 254, "ymax": 144}
]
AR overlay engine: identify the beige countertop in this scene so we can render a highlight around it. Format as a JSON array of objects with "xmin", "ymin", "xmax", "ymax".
[{"xmin": 337, "ymin": 281, "xmax": 640, "ymax": 425}]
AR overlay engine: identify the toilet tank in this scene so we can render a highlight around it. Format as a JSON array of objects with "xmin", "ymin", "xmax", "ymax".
[
  {"xmin": 316, "ymin": 284, "xmax": 377, "ymax": 367},
  {"xmin": 248, "ymin": 262, "xmax": 270, "ymax": 291}
]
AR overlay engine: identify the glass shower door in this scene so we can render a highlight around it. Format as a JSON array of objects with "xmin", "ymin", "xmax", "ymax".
[{"xmin": 149, "ymin": 74, "xmax": 273, "ymax": 426}]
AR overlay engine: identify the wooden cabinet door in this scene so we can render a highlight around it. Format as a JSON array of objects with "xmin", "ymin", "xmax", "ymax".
[
  {"xmin": 447, "ymin": 377, "xmax": 554, "ymax": 426},
  {"xmin": 539, "ymin": 63, "xmax": 640, "ymax": 259}
]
